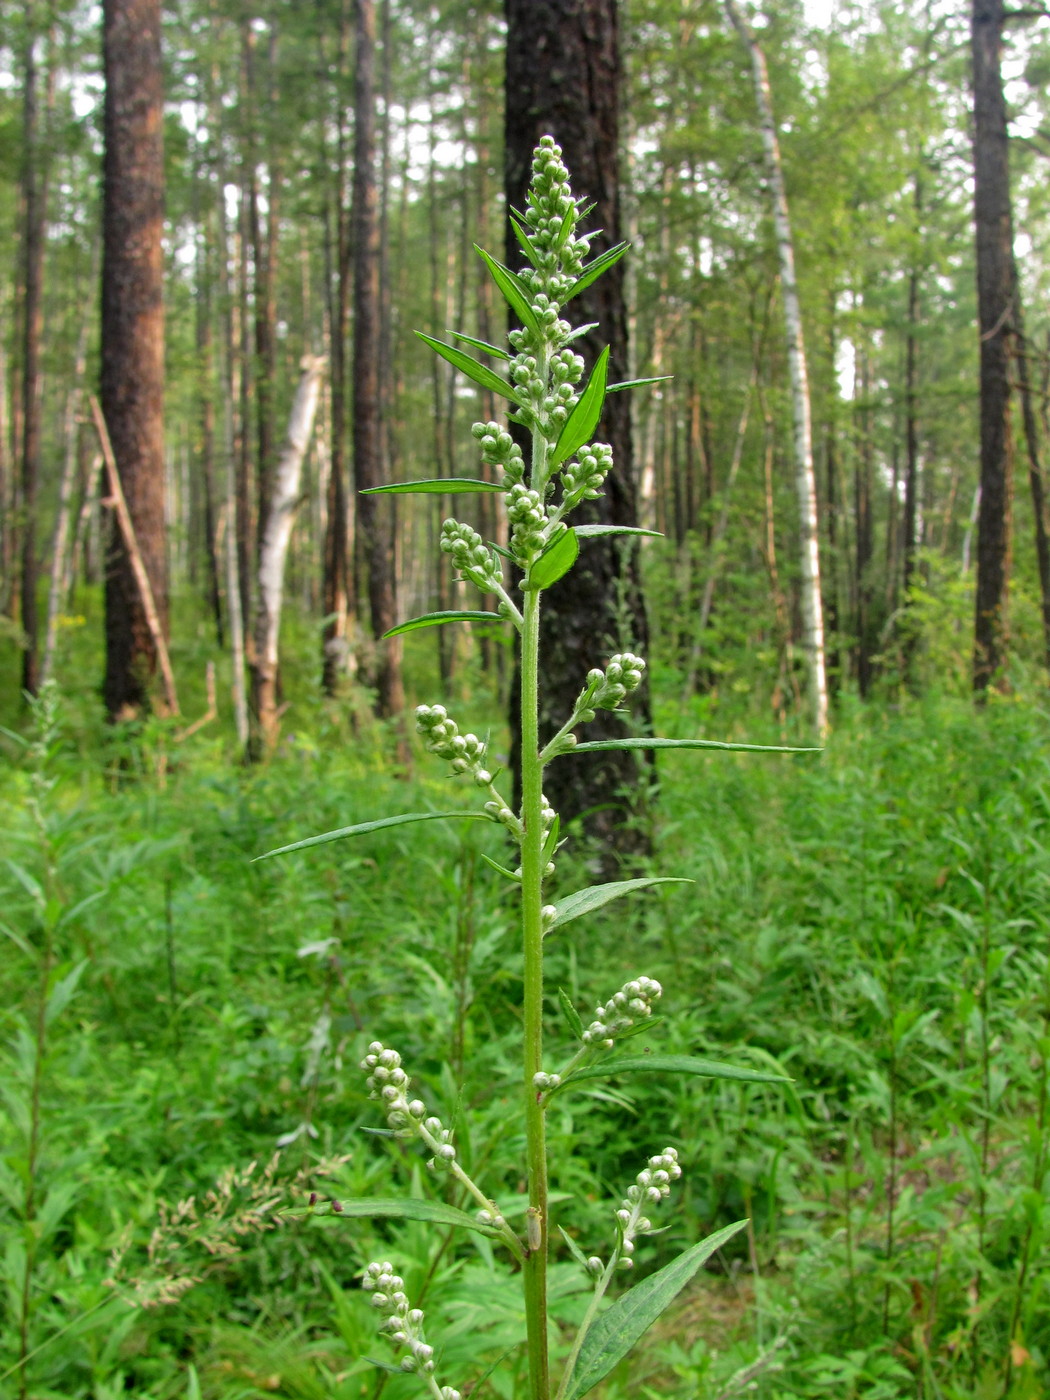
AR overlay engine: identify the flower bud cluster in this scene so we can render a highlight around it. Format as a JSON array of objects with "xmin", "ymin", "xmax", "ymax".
[
  {"xmin": 519, "ymin": 136, "xmax": 593, "ymax": 303},
  {"xmin": 362, "ymin": 1262, "xmax": 458, "ymax": 1391},
  {"xmin": 582, "ymin": 975, "xmax": 662, "ymax": 1048},
  {"xmin": 415, "ymin": 705, "xmax": 492, "ymax": 787},
  {"xmin": 360, "ymin": 1043, "xmax": 457, "ymax": 1170},
  {"xmin": 440, "ymin": 519, "xmax": 503, "ymax": 594},
  {"xmin": 573, "ymin": 653, "xmax": 646, "ymax": 725},
  {"xmin": 613, "ymin": 1148, "xmax": 682, "ymax": 1270},
  {"xmin": 507, "ymin": 484, "xmax": 550, "ymax": 561},
  {"xmin": 562, "ymin": 442, "xmax": 614, "ymax": 504},
  {"xmin": 471, "ymin": 420, "xmax": 525, "ymax": 486},
  {"xmin": 533, "ymin": 1071, "xmax": 562, "ymax": 1092},
  {"xmin": 484, "ymin": 797, "xmax": 523, "ymax": 838}
]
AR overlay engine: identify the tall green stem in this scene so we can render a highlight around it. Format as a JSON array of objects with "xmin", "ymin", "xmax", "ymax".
[{"xmin": 521, "ymin": 581, "xmax": 549, "ymax": 1400}]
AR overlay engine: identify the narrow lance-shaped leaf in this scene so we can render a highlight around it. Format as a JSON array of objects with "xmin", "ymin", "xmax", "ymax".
[
  {"xmin": 528, "ymin": 528, "xmax": 579, "ymax": 591},
  {"xmin": 474, "ymin": 244, "xmax": 541, "ymax": 333},
  {"xmin": 551, "ymin": 346, "xmax": 610, "ymax": 470},
  {"xmin": 282, "ymin": 1196, "xmax": 501, "ymax": 1237},
  {"xmin": 450, "ymin": 329, "xmax": 510, "ymax": 361},
  {"xmin": 254, "ymin": 811, "xmax": 492, "ymax": 862},
  {"xmin": 383, "ymin": 611, "xmax": 503, "ymax": 639},
  {"xmin": 570, "ymin": 737, "xmax": 822, "ymax": 755},
  {"xmin": 554, "ymin": 1054, "xmax": 792, "ymax": 1093},
  {"xmin": 562, "ymin": 1221, "xmax": 749, "ymax": 1400},
  {"xmin": 415, "ymin": 331, "xmax": 515, "ymax": 401},
  {"xmin": 574, "ymin": 525, "xmax": 663, "ymax": 540},
  {"xmin": 607, "ymin": 376, "xmax": 674, "ymax": 393},
  {"xmin": 558, "ymin": 987, "xmax": 585, "ymax": 1041},
  {"xmin": 548, "ymin": 877, "xmax": 693, "ymax": 932},
  {"xmin": 509, "ymin": 212, "xmax": 544, "ymax": 270},
  {"xmin": 565, "ymin": 240, "xmax": 630, "ymax": 302},
  {"xmin": 361, "ymin": 478, "xmax": 504, "ymax": 496}
]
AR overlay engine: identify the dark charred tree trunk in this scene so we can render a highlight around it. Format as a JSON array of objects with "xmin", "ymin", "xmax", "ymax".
[
  {"xmin": 322, "ymin": 0, "xmax": 353, "ymax": 695},
  {"xmin": 101, "ymin": 0, "xmax": 167, "ymax": 720},
  {"xmin": 854, "ymin": 344, "xmax": 876, "ymax": 698},
  {"xmin": 505, "ymin": 0, "xmax": 652, "ymax": 862},
  {"xmin": 195, "ymin": 181, "xmax": 223, "ymax": 647},
  {"xmin": 19, "ymin": 23, "xmax": 51, "ymax": 698},
  {"xmin": 353, "ymin": 0, "xmax": 403, "ymax": 718},
  {"xmin": 971, "ymin": 0, "xmax": 1015, "ymax": 693},
  {"xmin": 1014, "ymin": 295, "xmax": 1050, "ymax": 673},
  {"xmin": 245, "ymin": 21, "xmax": 280, "ymax": 555}
]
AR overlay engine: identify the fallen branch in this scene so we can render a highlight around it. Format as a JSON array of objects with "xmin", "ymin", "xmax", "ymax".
[{"xmin": 90, "ymin": 394, "xmax": 180, "ymax": 717}]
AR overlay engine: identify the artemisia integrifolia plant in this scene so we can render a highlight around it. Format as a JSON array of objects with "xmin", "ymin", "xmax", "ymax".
[{"xmin": 259, "ymin": 136, "xmax": 797, "ymax": 1400}]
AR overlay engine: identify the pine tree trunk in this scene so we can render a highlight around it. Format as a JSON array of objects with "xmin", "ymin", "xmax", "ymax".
[
  {"xmin": 505, "ymin": 0, "xmax": 653, "ymax": 862},
  {"xmin": 724, "ymin": 0, "xmax": 828, "ymax": 739},
  {"xmin": 353, "ymin": 0, "xmax": 403, "ymax": 718},
  {"xmin": 322, "ymin": 0, "xmax": 353, "ymax": 695},
  {"xmin": 1014, "ymin": 300, "xmax": 1050, "ymax": 673},
  {"xmin": 101, "ymin": 0, "xmax": 168, "ymax": 721},
  {"xmin": 971, "ymin": 0, "xmax": 1015, "ymax": 692},
  {"xmin": 854, "ymin": 346, "xmax": 876, "ymax": 697}
]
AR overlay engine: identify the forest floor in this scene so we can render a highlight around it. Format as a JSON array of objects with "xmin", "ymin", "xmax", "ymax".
[{"xmin": 2, "ymin": 616, "xmax": 1049, "ymax": 1400}]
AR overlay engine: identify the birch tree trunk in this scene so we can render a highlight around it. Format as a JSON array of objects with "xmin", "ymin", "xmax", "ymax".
[
  {"xmin": 41, "ymin": 296, "xmax": 92, "ymax": 686},
  {"xmin": 250, "ymin": 355, "xmax": 325, "ymax": 757},
  {"xmin": 724, "ymin": 0, "xmax": 828, "ymax": 738}
]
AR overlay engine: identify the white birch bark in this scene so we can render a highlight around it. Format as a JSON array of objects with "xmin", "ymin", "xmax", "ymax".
[
  {"xmin": 724, "ymin": 0, "xmax": 828, "ymax": 738},
  {"xmin": 41, "ymin": 311, "xmax": 90, "ymax": 685},
  {"xmin": 252, "ymin": 354, "xmax": 325, "ymax": 752}
]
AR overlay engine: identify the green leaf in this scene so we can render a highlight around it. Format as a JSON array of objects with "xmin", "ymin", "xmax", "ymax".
[
  {"xmin": 559, "ymin": 1224, "xmax": 592, "ymax": 1271},
  {"xmin": 509, "ymin": 212, "xmax": 544, "ymax": 270},
  {"xmin": 481, "ymin": 853, "xmax": 521, "ymax": 883},
  {"xmin": 570, "ymin": 737, "xmax": 822, "ymax": 755},
  {"xmin": 607, "ymin": 376, "xmax": 674, "ymax": 393},
  {"xmin": 562, "ymin": 1220, "xmax": 749, "ymax": 1400},
  {"xmin": 574, "ymin": 525, "xmax": 663, "ymax": 540},
  {"xmin": 529, "ymin": 528, "xmax": 579, "ymax": 591},
  {"xmin": 558, "ymin": 987, "xmax": 585, "ymax": 1041},
  {"xmin": 383, "ymin": 611, "xmax": 503, "ymax": 639},
  {"xmin": 284, "ymin": 1196, "xmax": 501, "ymax": 1237},
  {"xmin": 566, "ymin": 240, "xmax": 630, "ymax": 301},
  {"xmin": 541, "ymin": 814, "xmax": 561, "ymax": 864},
  {"xmin": 549, "ymin": 878, "xmax": 693, "ymax": 931},
  {"xmin": 254, "ymin": 811, "xmax": 491, "ymax": 862},
  {"xmin": 474, "ymin": 245, "xmax": 541, "ymax": 333},
  {"xmin": 450, "ymin": 330, "xmax": 510, "ymax": 361},
  {"xmin": 551, "ymin": 346, "xmax": 610, "ymax": 470},
  {"xmin": 364, "ymin": 1357, "xmax": 404, "ymax": 1375},
  {"xmin": 360, "ymin": 477, "xmax": 503, "ymax": 496},
  {"xmin": 46, "ymin": 960, "xmax": 88, "ymax": 1027},
  {"xmin": 415, "ymin": 331, "xmax": 515, "ymax": 400},
  {"xmin": 559, "ymin": 1054, "xmax": 791, "ymax": 1090}
]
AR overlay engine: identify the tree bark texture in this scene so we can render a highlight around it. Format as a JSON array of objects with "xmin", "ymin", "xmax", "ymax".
[
  {"xmin": 251, "ymin": 356, "xmax": 325, "ymax": 755},
  {"xmin": 353, "ymin": 0, "xmax": 403, "ymax": 718},
  {"xmin": 1013, "ymin": 301, "xmax": 1050, "ymax": 674},
  {"xmin": 505, "ymin": 0, "xmax": 653, "ymax": 860},
  {"xmin": 19, "ymin": 26, "xmax": 52, "ymax": 697},
  {"xmin": 101, "ymin": 0, "xmax": 167, "ymax": 720},
  {"xmin": 322, "ymin": 0, "xmax": 353, "ymax": 695},
  {"xmin": 971, "ymin": 0, "xmax": 1015, "ymax": 692},
  {"xmin": 724, "ymin": 0, "xmax": 828, "ymax": 739}
]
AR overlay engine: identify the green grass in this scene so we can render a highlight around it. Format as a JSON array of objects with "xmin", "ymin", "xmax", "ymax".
[{"xmin": 3, "ymin": 617, "xmax": 1050, "ymax": 1399}]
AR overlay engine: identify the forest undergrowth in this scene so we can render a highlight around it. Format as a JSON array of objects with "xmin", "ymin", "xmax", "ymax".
[{"xmin": 2, "ymin": 616, "xmax": 1050, "ymax": 1400}]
